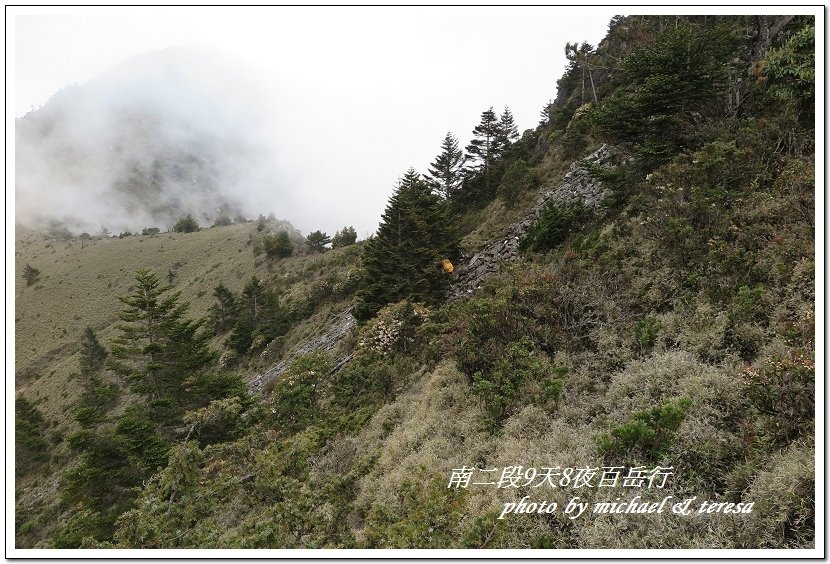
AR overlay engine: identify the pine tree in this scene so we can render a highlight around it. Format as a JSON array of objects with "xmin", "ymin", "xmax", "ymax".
[
  {"xmin": 22, "ymin": 263, "xmax": 40, "ymax": 286},
  {"xmin": 108, "ymin": 269, "xmax": 214, "ymax": 423},
  {"xmin": 498, "ymin": 107, "xmax": 520, "ymax": 145},
  {"xmin": 79, "ymin": 327, "xmax": 108, "ymax": 377},
  {"xmin": 16, "ymin": 396, "xmax": 49, "ymax": 475},
  {"xmin": 60, "ymin": 272, "xmax": 214, "ymax": 546},
  {"xmin": 228, "ymin": 277, "xmax": 288, "ymax": 354},
  {"xmin": 465, "ymin": 107, "xmax": 504, "ymax": 193},
  {"xmin": 306, "ymin": 230, "xmax": 332, "ymax": 252},
  {"xmin": 60, "ymin": 407, "xmax": 167, "ymax": 547},
  {"xmin": 263, "ymin": 231, "xmax": 293, "ymax": 258},
  {"xmin": 588, "ymin": 24, "xmax": 734, "ymax": 167},
  {"xmin": 565, "ymin": 42, "xmax": 599, "ymax": 104},
  {"xmin": 228, "ymin": 278, "xmax": 260, "ymax": 354},
  {"xmin": 355, "ymin": 169, "xmax": 459, "ymax": 320},
  {"xmin": 539, "ymin": 99, "xmax": 554, "ymax": 126},
  {"xmin": 74, "ymin": 328, "xmax": 119, "ymax": 429},
  {"xmin": 332, "ymin": 226, "xmax": 358, "ymax": 248},
  {"xmin": 426, "ymin": 132, "xmax": 466, "ymax": 201},
  {"xmin": 208, "ymin": 283, "xmax": 238, "ymax": 335}
]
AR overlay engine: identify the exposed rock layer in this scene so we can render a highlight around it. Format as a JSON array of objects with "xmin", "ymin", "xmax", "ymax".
[{"xmin": 450, "ymin": 144, "xmax": 615, "ymax": 298}]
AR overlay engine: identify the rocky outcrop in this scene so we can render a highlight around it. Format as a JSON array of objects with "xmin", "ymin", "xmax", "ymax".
[
  {"xmin": 251, "ymin": 146, "xmax": 616, "ymax": 390},
  {"xmin": 450, "ymin": 144, "xmax": 615, "ymax": 298},
  {"xmin": 250, "ymin": 309, "xmax": 356, "ymax": 392}
]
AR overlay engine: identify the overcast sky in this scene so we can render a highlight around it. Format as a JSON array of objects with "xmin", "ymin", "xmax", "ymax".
[{"xmin": 11, "ymin": 6, "xmax": 617, "ymax": 237}]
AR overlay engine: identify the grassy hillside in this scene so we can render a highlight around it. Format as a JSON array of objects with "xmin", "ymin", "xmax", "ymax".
[
  {"xmin": 16, "ymin": 222, "xmax": 358, "ymax": 419},
  {"xmin": 14, "ymin": 221, "xmax": 363, "ymax": 546}
]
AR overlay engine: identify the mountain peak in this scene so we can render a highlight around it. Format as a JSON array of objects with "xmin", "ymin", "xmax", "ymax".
[{"xmin": 15, "ymin": 47, "xmax": 281, "ymax": 234}]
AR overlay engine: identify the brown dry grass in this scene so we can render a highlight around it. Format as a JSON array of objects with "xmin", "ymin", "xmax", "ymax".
[{"xmin": 14, "ymin": 222, "xmax": 359, "ymax": 426}]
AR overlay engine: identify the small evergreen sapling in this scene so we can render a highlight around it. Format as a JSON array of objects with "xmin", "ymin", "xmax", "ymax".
[{"xmin": 22, "ymin": 263, "xmax": 41, "ymax": 286}]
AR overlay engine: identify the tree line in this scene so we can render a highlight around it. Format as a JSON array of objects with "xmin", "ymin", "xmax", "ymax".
[{"xmin": 354, "ymin": 105, "xmax": 532, "ymax": 321}]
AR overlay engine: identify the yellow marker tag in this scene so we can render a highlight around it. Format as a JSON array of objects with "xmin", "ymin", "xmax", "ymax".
[{"xmin": 441, "ymin": 259, "xmax": 454, "ymax": 274}]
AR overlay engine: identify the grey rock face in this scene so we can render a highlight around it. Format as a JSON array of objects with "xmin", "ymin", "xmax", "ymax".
[
  {"xmin": 250, "ymin": 309, "xmax": 356, "ymax": 392},
  {"xmin": 450, "ymin": 144, "xmax": 615, "ymax": 298}
]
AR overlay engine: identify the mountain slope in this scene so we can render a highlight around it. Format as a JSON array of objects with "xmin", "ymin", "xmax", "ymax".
[
  {"xmin": 15, "ymin": 14, "xmax": 815, "ymax": 551},
  {"xmin": 15, "ymin": 47, "xmax": 282, "ymax": 233}
]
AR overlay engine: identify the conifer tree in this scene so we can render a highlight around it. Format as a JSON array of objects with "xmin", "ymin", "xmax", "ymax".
[
  {"xmin": 332, "ymin": 226, "xmax": 358, "ymax": 248},
  {"xmin": 74, "ymin": 341, "xmax": 119, "ymax": 430},
  {"xmin": 228, "ymin": 278, "xmax": 262, "ymax": 354},
  {"xmin": 306, "ymin": 230, "xmax": 332, "ymax": 252},
  {"xmin": 498, "ymin": 107, "xmax": 520, "ymax": 145},
  {"xmin": 15, "ymin": 396, "xmax": 49, "ymax": 475},
  {"xmin": 426, "ymin": 132, "xmax": 466, "ymax": 201},
  {"xmin": 108, "ymin": 269, "xmax": 214, "ymax": 422},
  {"xmin": 208, "ymin": 283, "xmax": 238, "ymax": 335},
  {"xmin": 355, "ymin": 169, "xmax": 459, "ymax": 320},
  {"xmin": 228, "ymin": 277, "xmax": 288, "ymax": 354},
  {"xmin": 465, "ymin": 107, "xmax": 504, "ymax": 193},
  {"xmin": 539, "ymin": 99, "xmax": 554, "ymax": 126},
  {"xmin": 60, "ymin": 271, "xmax": 218, "ymax": 546},
  {"xmin": 264, "ymin": 231, "xmax": 294, "ymax": 258},
  {"xmin": 79, "ymin": 327, "xmax": 108, "ymax": 377},
  {"xmin": 588, "ymin": 24, "xmax": 734, "ymax": 167},
  {"xmin": 22, "ymin": 263, "xmax": 40, "ymax": 286}
]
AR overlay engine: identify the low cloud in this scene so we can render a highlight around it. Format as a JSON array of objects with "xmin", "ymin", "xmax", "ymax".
[{"xmin": 15, "ymin": 46, "xmax": 299, "ymax": 235}]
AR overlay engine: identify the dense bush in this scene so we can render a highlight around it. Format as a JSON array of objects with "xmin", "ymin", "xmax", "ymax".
[
  {"xmin": 744, "ymin": 349, "xmax": 814, "ymax": 445},
  {"xmin": 632, "ymin": 315, "xmax": 661, "ymax": 356},
  {"xmin": 172, "ymin": 214, "xmax": 200, "ymax": 233},
  {"xmin": 212, "ymin": 211, "xmax": 233, "ymax": 227},
  {"xmin": 471, "ymin": 337, "xmax": 549, "ymax": 431},
  {"xmin": 597, "ymin": 397, "xmax": 691, "ymax": 461},
  {"xmin": 496, "ymin": 159, "xmax": 536, "ymax": 204},
  {"xmin": 263, "ymin": 231, "xmax": 294, "ymax": 258},
  {"xmin": 268, "ymin": 354, "xmax": 330, "ymax": 435},
  {"xmin": 759, "ymin": 24, "xmax": 814, "ymax": 124},
  {"xmin": 363, "ymin": 473, "xmax": 465, "ymax": 548},
  {"xmin": 519, "ymin": 201, "xmax": 589, "ymax": 253}
]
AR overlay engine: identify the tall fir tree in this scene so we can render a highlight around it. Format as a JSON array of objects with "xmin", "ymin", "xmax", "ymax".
[
  {"xmin": 539, "ymin": 99, "xmax": 554, "ymax": 126},
  {"xmin": 332, "ymin": 226, "xmax": 358, "ymax": 248},
  {"xmin": 79, "ymin": 327, "xmax": 108, "ymax": 377},
  {"xmin": 107, "ymin": 269, "xmax": 214, "ymax": 423},
  {"xmin": 498, "ymin": 106, "xmax": 520, "ymax": 145},
  {"xmin": 465, "ymin": 107, "xmax": 500, "ymax": 168},
  {"xmin": 465, "ymin": 107, "xmax": 504, "ymax": 194},
  {"xmin": 355, "ymin": 168, "xmax": 459, "ymax": 320},
  {"xmin": 228, "ymin": 277, "xmax": 289, "ymax": 354},
  {"xmin": 59, "ymin": 270, "xmax": 209, "ymax": 546},
  {"xmin": 426, "ymin": 132, "xmax": 466, "ymax": 201},
  {"xmin": 15, "ymin": 396, "xmax": 49, "ymax": 475},
  {"xmin": 306, "ymin": 230, "xmax": 332, "ymax": 252},
  {"xmin": 208, "ymin": 283, "xmax": 238, "ymax": 335},
  {"xmin": 228, "ymin": 277, "xmax": 264, "ymax": 354}
]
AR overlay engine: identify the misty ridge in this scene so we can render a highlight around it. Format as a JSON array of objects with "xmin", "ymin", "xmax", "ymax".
[{"xmin": 15, "ymin": 46, "xmax": 298, "ymax": 235}]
